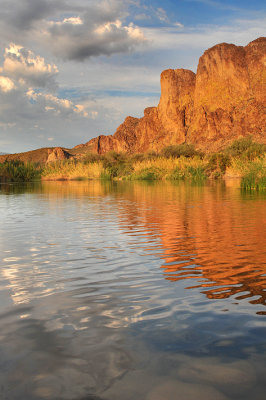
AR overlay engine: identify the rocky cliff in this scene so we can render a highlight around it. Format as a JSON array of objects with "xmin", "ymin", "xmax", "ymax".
[
  {"xmin": 1, "ymin": 37, "xmax": 265, "ymax": 163},
  {"xmin": 80, "ymin": 37, "xmax": 265, "ymax": 154}
]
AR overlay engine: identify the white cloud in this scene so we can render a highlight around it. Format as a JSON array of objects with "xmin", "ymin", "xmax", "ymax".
[
  {"xmin": 3, "ymin": 43, "xmax": 58, "ymax": 88},
  {"xmin": 61, "ymin": 17, "xmax": 83, "ymax": 26},
  {"xmin": 134, "ymin": 13, "xmax": 151, "ymax": 21},
  {"xmin": 44, "ymin": 14, "xmax": 146, "ymax": 60},
  {"xmin": 0, "ymin": 43, "xmax": 90, "ymax": 120},
  {"xmin": 0, "ymin": 43, "xmax": 95, "ymax": 152},
  {"xmin": 174, "ymin": 22, "xmax": 184, "ymax": 28},
  {"xmin": 0, "ymin": 0, "xmax": 265, "ymax": 153},
  {"xmin": 0, "ymin": 0, "xmax": 146, "ymax": 61},
  {"xmin": 142, "ymin": 17, "xmax": 266, "ymax": 55},
  {"xmin": 0, "ymin": 76, "xmax": 16, "ymax": 92},
  {"xmin": 156, "ymin": 7, "xmax": 169, "ymax": 23},
  {"xmin": 26, "ymin": 89, "xmax": 90, "ymax": 118}
]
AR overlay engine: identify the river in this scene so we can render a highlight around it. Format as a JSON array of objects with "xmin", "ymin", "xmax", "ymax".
[{"xmin": 0, "ymin": 180, "xmax": 265, "ymax": 400}]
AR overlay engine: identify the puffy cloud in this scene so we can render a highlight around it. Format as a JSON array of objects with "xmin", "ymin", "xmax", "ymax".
[
  {"xmin": 0, "ymin": 76, "xmax": 16, "ymax": 93},
  {"xmin": 1, "ymin": 0, "xmax": 64, "ymax": 30},
  {"xmin": 26, "ymin": 89, "xmax": 89, "ymax": 118},
  {"xmin": 58, "ymin": 16, "xmax": 83, "ymax": 26},
  {"xmin": 2, "ymin": 43, "xmax": 58, "ymax": 88},
  {"xmin": 0, "ymin": 43, "xmax": 96, "ymax": 152},
  {"xmin": 0, "ymin": 0, "xmax": 146, "ymax": 61},
  {"xmin": 44, "ymin": 15, "xmax": 146, "ymax": 61}
]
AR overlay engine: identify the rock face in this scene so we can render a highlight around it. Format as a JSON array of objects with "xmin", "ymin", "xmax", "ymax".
[
  {"xmin": 46, "ymin": 147, "xmax": 70, "ymax": 163},
  {"xmin": 0, "ymin": 147, "xmax": 71, "ymax": 164},
  {"xmin": 187, "ymin": 37, "xmax": 266, "ymax": 150},
  {"xmin": 81, "ymin": 37, "xmax": 265, "ymax": 154},
  {"xmin": 1, "ymin": 37, "xmax": 265, "ymax": 163}
]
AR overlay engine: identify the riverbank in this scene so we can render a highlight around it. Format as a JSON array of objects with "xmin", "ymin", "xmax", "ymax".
[{"xmin": 1, "ymin": 139, "xmax": 265, "ymax": 190}]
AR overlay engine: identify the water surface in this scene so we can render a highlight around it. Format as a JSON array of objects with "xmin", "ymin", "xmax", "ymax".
[{"xmin": 0, "ymin": 180, "xmax": 265, "ymax": 400}]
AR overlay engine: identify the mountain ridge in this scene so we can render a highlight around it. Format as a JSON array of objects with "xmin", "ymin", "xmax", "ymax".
[{"xmin": 0, "ymin": 37, "xmax": 265, "ymax": 163}]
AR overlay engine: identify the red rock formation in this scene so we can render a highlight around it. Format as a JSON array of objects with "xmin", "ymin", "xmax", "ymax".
[
  {"xmin": 1, "ymin": 37, "xmax": 265, "ymax": 162},
  {"xmin": 46, "ymin": 147, "xmax": 70, "ymax": 163},
  {"xmin": 0, "ymin": 147, "xmax": 71, "ymax": 164},
  {"xmin": 81, "ymin": 37, "xmax": 265, "ymax": 154},
  {"xmin": 187, "ymin": 37, "xmax": 266, "ymax": 150}
]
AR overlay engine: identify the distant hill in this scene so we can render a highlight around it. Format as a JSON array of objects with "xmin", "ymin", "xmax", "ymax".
[
  {"xmin": 0, "ymin": 146, "xmax": 91, "ymax": 164},
  {"xmin": 0, "ymin": 37, "xmax": 265, "ymax": 163}
]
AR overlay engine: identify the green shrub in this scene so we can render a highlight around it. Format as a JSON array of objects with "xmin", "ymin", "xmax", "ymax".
[
  {"xmin": 225, "ymin": 137, "xmax": 265, "ymax": 160},
  {"xmin": 82, "ymin": 152, "xmax": 102, "ymax": 163},
  {"xmin": 185, "ymin": 166, "xmax": 207, "ymax": 180},
  {"xmin": 145, "ymin": 151, "xmax": 160, "ymax": 160},
  {"xmin": 133, "ymin": 167, "xmax": 163, "ymax": 180},
  {"xmin": 169, "ymin": 167, "xmax": 185, "ymax": 180},
  {"xmin": 206, "ymin": 153, "xmax": 231, "ymax": 178},
  {"xmin": 161, "ymin": 143, "xmax": 202, "ymax": 159},
  {"xmin": 241, "ymin": 163, "xmax": 266, "ymax": 190},
  {"xmin": 0, "ymin": 161, "xmax": 41, "ymax": 182},
  {"xmin": 130, "ymin": 153, "xmax": 147, "ymax": 163},
  {"xmin": 101, "ymin": 152, "xmax": 133, "ymax": 178},
  {"xmin": 100, "ymin": 170, "xmax": 112, "ymax": 180}
]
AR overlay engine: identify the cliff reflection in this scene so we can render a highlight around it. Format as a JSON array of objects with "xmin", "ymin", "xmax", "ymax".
[
  {"xmin": 2, "ymin": 180, "xmax": 265, "ymax": 310},
  {"xmin": 109, "ymin": 181, "xmax": 266, "ymax": 310}
]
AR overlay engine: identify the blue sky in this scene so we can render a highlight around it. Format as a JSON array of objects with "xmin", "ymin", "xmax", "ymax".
[{"xmin": 0, "ymin": 0, "xmax": 265, "ymax": 153}]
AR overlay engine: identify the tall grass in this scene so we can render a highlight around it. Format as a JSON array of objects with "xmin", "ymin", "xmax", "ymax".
[
  {"xmin": 42, "ymin": 160, "xmax": 104, "ymax": 180},
  {"xmin": 0, "ymin": 161, "xmax": 41, "ymax": 182},
  {"xmin": 240, "ymin": 159, "xmax": 266, "ymax": 190},
  {"xmin": 1, "ymin": 139, "xmax": 265, "ymax": 189},
  {"xmin": 130, "ymin": 156, "xmax": 207, "ymax": 181}
]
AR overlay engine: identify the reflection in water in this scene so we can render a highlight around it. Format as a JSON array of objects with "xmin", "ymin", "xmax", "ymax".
[{"xmin": 0, "ymin": 180, "xmax": 265, "ymax": 400}]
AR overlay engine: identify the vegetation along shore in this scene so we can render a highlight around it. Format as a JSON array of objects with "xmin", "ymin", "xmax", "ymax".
[{"xmin": 1, "ymin": 138, "xmax": 265, "ymax": 191}]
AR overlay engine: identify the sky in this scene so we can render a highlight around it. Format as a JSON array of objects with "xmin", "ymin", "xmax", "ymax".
[{"xmin": 0, "ymin": 0, "xmax": 265, "ymax": 153}]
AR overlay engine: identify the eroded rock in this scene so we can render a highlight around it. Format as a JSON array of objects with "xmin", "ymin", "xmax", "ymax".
[{"xmin": 82, "ymin": 37, "xmax": 265, "ymax": 154}]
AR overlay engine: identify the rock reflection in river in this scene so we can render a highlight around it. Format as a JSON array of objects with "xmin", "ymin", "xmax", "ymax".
[{"xmin": 0, "ymin": 180, "xmax": 265, "ymax": 399}]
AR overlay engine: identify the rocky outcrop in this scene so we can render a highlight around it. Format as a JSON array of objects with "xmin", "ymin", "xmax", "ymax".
[
  {"xmin": 46, "ymin": 147, "xmax": 70, "ymax": 163},
  {"xmin": 0, "ymin": 147, "xmax": 71, "ymax": 164},
  {"xmin": 81, "ymin": 37, "xmax": 265, "ymax": 154},
  {"xmin": 187, "ymin": 37, "xmax": 266, "ymax": 150},
  {"xmin": 1, "ymin": 37, "xmax": 265, "ymax": 162}
]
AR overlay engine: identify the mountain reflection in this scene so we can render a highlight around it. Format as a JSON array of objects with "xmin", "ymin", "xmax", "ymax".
[
  {"xmin": 1, "ymin": 180, "xmax": 265, "ymax": 311},
  {"xmin": 109, "ymin": 181, "xmax": 266, "ymax": 310}
]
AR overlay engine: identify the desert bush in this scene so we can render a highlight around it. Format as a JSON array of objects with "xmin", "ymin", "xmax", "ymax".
[
  {"xmin": 185, "ymin": 166, "xmax": 207, "ymax": 180},
  {"xmin": 130, "ymin": 153, "xmax": 147, "ymax": 163},
  {"xmin": 161, "ymin": 143, "xmax": 202, "ymax": 159},
  {"xmin": 206, "ymin": 153, "xmax": 231, "ymax": 178},
  {"xmin": 225, "ymin": 137, "xmax": 265, "ymax": 160},
  {"xmin": 82, "ymin": 152, "xmax": 102, "ymax": 163},
  {"xmin": 101, "ymin": 152, "xmax": 133, "ymax": 178},
  {"xmin": 132, "ymin": 166, "xmax": 164, "ymax": 180},
  {"xmin": 169, "ymin": 167, "xmax": 185, "ymax": 180}
]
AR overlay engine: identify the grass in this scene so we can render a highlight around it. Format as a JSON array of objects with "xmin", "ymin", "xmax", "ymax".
[
  {"xmin": 42, "ymin": 160, "xmax": 104, "ymax": 180},
  {"xmin": 240, "ymin": 159, "xmax": 266, "ymax": 191},
  {"xmin": 0, "ymin": 161, "xmax": 42, "ymax": 182},
  {"xmin": 1, "ymin": 139, "xmax": 265, "ymax": 190},
  {"xmin": 130, "ymin": 156, "xmax": 207, "ymax": 181}
]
